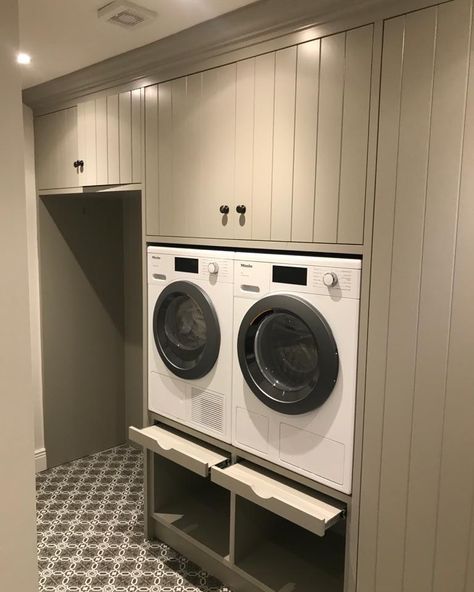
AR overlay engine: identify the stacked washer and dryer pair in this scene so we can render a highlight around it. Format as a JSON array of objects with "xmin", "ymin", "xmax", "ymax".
[{"xmin": 147, "ymin": 246, "xmax": 361, "ymax": 495}]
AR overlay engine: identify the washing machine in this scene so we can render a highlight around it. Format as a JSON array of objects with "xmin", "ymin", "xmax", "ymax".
[
  {"xmin": 148, "ymin": 246, "xmax": 234, "ymax": 443},
  {"xmin": 232, "ymin": 251, "xmax": 361, "ymax": 493}
]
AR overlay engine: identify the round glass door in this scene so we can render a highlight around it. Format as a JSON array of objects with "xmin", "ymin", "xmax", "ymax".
[
  {"xmin": 153, "ymin": 281, "xmax": 220, "ymax": 379},
  {"xmin": 237, "ymin": 295, "xmax": 338, "ymax": 414}
]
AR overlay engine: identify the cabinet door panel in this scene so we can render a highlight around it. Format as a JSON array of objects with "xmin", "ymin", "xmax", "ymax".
[
  {"xmin": 291, "ymin": 40, "xmax": 320, "ymax": 243},
  {"xmin": 35, "ymin": 107, "xmax": 79, "ymax": 190},
  {"xmin": 252, "ymin": 53, "xmax": 275, "ymax": 240},
  {"xmin": 119, "ymin": 91, "xmax": 132, "ymax": 184},
  {"xmin": 338, "ymin": 25, "xmax": 373, "ymax": 244},
  {"xmin": 145, "ymin": 85, "xmax": 159, "ymax": 235},
  {"xmin": 96, "ymin": 97, "xmax": 108, "ymax": 185},
  {"xmin": 170, "ymin": 77, "xmax": 191, "ymax": 236},
  {"xmin": 271, "ymin": 46, "xmax": 297, "ymax": 242},
  {"xmin": 131, "ymin": 89, "xmax": 142, "ymax": 184},
  {"xmin": 77, "ymin": 100, "xmax": 97, "ymax": 186},
  {"xmin": 107, "ymin": 95, "xmax": 120, "ymax": 184},
  {"xmin": 157, "ymin": 82, "xmax": 174, "ymax": 235},
  {"xmin": 313, "ymin": 32, "xmax": 345, "ymax": 243},
  {"xmin": 198, "ymin": 64, "xmax": 236, "ymax": 238},
  {"xmin": 186, "ymin": 73, "xmax": 204, "ymax": 237},
  {"xmin": 234, "ymin": 58, "xmax": 255, "ymax": 240}
]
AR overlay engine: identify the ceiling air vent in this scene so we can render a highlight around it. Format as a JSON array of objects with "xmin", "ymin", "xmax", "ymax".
[{"xmin": 98, "ymin": 1, "xmax": 157, "ymax": 29}]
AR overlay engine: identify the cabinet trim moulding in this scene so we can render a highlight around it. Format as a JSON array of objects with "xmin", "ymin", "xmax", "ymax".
[
  {"xmin": 23, "ymin": 0, "xmax": 449, "ymax": 115},
  {"xmin": 38, "ymin": 184, "xmax": 142, "ymax": 197},
  {"xmin": 145, "ymin": 235, "xmax": 365, "ymax": 256}
]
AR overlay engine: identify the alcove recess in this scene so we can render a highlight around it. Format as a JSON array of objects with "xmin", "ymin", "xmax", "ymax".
[{"xmin": 38, "ymin": 190, "xmax": 142, "ymax": 468}]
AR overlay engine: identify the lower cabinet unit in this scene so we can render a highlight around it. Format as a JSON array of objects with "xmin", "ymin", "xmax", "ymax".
[{"xmin": 130, "ymin": 423, "xmax": 347, "ymax": 592}]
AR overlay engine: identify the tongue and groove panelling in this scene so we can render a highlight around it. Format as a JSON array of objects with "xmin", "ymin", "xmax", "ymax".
[
  {"xmin": 144, "ymin": 24, "xmax": 374, "ymax": 244},
  {"xmin": 358, "ymin": 1, "xmax": 474, "ymax": 591}
]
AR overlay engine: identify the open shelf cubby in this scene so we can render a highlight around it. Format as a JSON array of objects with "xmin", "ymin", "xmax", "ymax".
[
  {"xmin": 234, "ymin": 495, "xmax": 346, "ymax": 592},
  {"xmin": 153, "ymin": 453, "xmax": 230, "ymax": 558}
]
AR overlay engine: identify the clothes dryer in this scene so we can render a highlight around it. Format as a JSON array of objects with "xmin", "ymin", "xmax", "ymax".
[
  {"xmin": 148, "ymin": 246, "xmax": 234, "ymax": 443},
  {"xmin": 232, "ymin": 252, "xmax": 361, "ymax": 493}
]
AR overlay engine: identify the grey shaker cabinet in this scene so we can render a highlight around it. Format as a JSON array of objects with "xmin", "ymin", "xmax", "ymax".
[
  {"xmin": 145, "ymin": 23, "xmax": 375, "ymax": 244},
  {"xmin": 34, "ymin": 89, "xmax": 143, "ymax": 191},
  {"xmin": 35, "ymin": 106, "xmax": 80, "ymax": 191}
]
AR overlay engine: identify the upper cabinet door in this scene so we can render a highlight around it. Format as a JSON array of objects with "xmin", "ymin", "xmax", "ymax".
[
  {"xmin": 83, "ymin": 89, "xmax": 143, "ymax": 187},
  {"xmin": 35, "ymin": 90, "xmax": 143, "ymax": 191},
  {"xmin": 291, "ymin": 26, "xmax": 374, "ymax": 245},
  {"xmin": 35, "ymin": 107, "xmax": 80, "ymax": 190},
  {"xmin": 145, "ymin": 65, "xmax": 237, "ymax": 239}
]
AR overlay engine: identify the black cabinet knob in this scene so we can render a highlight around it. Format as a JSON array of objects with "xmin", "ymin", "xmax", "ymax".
[
  {"xmin": 236, "ymin": 205, "xmax": 246, "ymax": 214},
  {"xmin": 219, "ymin": 205, "xmax": 229, "ymax": 215},
  {"xmin": 73, "ymin": 160, "xmax": 85, "ymax": 169}
]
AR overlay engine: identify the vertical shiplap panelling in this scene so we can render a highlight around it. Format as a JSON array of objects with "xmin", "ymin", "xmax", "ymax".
[
  {"xmin": 185, "ymin": 73, "xmax": 203, "ymax": 237},
  {"xmin": 77, "ymin": 100, "xmax": 97, "ymax": 186},
  {"xmin": 59, "ymin": 107, "xmax": 80, "ymax": 189},
  {"xmin": 201, "ymin": 64, "xmax": 236, "ymax": 239},
  {"xmin": 119, "ymin": 91, "xmax": 132, "ymax": 184},
  {"xmin": 375, "ymin": 7, "xmax": 437, "ymax": 592},
  {"xmin": 145, "ymin": 85, "xmax": 159, "ymax": 235},
  {"xmin": 433, "ymin": 3, "xmax": 474, "ymax": 590},
  {"xmin": 252, "ymin": 52, "xmax": 275, "ymax": 240},
  {"xmin": 270, "ymin": 46, "xmax": 297, "ymax": 241},
  {"xmin": 291, "ymin": 39, "xmax": 320, "ymax": 243},
  {"xmin": 313, "ymin": 32, "xmax": 345, "ymax": 243},
  {"xmin": 234, "ymin": 58, "xmax": 255, "ymax": 240},
  {"xmin": 337, "ymin": 25, "xmax": 373, "ymax": 244},
  {"xmin": 157, "ymin": 82, "xmax": 172, "ymax": 236},
  {"xmin": 403, "ymin": 3, "xmax": 471, "ymax": 591},
  {"xmin": 357, "ymin": 16, "xmax": 405, "ymax": 592},
  {"xmin": 131, "ymin": 88, "xmax": 142, "ymax": 183},
  {"xmin": 169, "ymin": 77, "xmax": 188, "ymax": 236},
  {"xmin": 96, "ymin": 96, "xmax": 108, "ymax": 185},
  {"xmin": 107, "ymin": 94, "xmax": 120, "ymax": 184}
]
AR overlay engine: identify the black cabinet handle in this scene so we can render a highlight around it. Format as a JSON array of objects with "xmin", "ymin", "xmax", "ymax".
[
  {"xmin": 219, "ymin": 205, "xmax": 229, "ymax": 215},
  {"xmin": 73, "ymin": 160, "xmax": 84, "ymax": 169},
  {"xmin": 236, "ymin": 205, "xmax": 246, "ymax": 214}
]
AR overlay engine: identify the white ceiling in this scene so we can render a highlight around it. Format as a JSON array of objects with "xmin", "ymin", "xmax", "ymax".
[{"xmin": 18, "ymin": 0, "xmax": 259, "ymax": 89}]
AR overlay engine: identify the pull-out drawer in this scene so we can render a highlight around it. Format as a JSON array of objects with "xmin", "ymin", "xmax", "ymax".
[
  {"xmin": 211, "ymin": 461, "xmax": 344, "ymax": 537},
  {"xmin": 129, "ymin": 425, "xmax": 228, "ymax": 477}
]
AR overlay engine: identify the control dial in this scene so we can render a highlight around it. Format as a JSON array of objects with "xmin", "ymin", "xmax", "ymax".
[
  {"xmin": 208, "ymin": 262, "xmax": 219, "ymax": 275},
  {"xmin": 323, "ymin": 272, "xmax": 338, "ymax": 287}
]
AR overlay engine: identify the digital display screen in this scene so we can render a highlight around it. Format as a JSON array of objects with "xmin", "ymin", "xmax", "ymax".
[
  {"xmin": 175, "ymin": 257, "xmax": 199, "ymax": 274},
  {"xmin": 272, "ymin": 265, "xmax": 307, "ymax": 286}
]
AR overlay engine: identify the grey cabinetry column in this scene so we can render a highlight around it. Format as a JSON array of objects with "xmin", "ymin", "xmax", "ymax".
[{"xmin": 358, "ymin": 1, "xmax": 474, "ymax": 591}]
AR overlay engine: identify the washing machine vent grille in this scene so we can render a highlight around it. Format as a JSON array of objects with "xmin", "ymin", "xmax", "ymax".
[{"xmin": 191, "ymin": 389, "xmax": 224, "ymax": 434}]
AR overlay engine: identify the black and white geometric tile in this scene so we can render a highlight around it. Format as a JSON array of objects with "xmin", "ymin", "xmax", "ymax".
[{"xmin": 36, "ymin": 445, "xmax": 230, "ymax": 592}]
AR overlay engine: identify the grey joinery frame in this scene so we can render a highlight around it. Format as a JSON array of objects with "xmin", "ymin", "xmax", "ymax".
[
  {"xmin": 29, "ymin": 0, "xmax": 474, "ymax": 589},
  {"xmin": 358, "ymin": 1, "xmax": 474, "ymax": 591}
]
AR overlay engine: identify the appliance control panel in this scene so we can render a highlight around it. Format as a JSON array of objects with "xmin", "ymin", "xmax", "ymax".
[
  {"xmin": 234, "ymin": 259, "xmax": 361, "ymax": 299},
  {"xmin": 148, "ymin": 251, "xmax": 233, "ymax": 284}
]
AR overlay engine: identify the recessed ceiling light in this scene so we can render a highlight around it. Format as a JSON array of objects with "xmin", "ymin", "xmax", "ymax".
[{"xmin": 17, "ymin": 52, "xmax": 31, "ymax": 65}]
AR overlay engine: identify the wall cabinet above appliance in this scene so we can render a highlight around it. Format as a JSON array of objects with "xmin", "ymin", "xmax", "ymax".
[
  {"xmin": 145, "ymin": 23, "xmax": 375, "ymax": 245},
  {"xmin": 34, "ymin": 89, "xmax": 143, "ymax": 192}
]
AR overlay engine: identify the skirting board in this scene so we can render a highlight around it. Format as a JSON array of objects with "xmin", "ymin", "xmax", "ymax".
[{"xmin": 35, "ymin": 448, "xmax": 47, "ymax": 473}]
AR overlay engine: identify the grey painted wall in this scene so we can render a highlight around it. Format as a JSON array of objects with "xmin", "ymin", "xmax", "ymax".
[{"xmin": 0, "ymin": 1, "xmax": 39, "ymax": 590}]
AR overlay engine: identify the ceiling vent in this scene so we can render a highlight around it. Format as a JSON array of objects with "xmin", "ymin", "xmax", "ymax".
[{"xmin": 98, "ymin": 1, "xmax": 157, "ymax": 29}]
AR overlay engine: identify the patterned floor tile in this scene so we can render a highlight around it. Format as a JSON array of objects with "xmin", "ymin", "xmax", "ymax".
[{"xmin": 37, "ymin": 445, "xmax": 230, "ymax": 592}]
